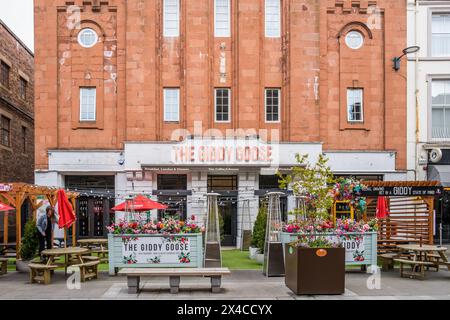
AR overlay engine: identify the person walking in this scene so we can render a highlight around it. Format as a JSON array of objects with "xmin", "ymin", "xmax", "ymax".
[{"xmin": 37, "ymin": 206, "xmax": 58, "ymax": 260}]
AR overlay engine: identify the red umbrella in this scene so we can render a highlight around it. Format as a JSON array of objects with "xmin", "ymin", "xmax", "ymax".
[
  {"xmin": 111, "ymin": 195, "xmax": 168, "ymax": 212},
  {"xmin": 57, "ymin": 189, "xmax": 76, "ymax": 229},
  {"xmin": 376, "ymin": 196, "xmax": 389, "ymax": 219},
  {"xmin": 0, "ymin": 202, "xmax": 14, "ymax": 211}
]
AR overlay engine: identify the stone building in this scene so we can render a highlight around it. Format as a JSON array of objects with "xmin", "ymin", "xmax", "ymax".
[
  {"xmin": 34, "ymin": 0, "xmax": 407, "ymax": 245},
  {"xmin": 0, "ymin": 19, "xmax": 34, "ymax": 184}
]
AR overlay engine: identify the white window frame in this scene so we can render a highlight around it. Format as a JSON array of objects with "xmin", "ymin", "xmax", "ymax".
[
  {"xmin": 163, "ymin": 0, "xmax": 180, "ymax": 37},
  {"xmin": 265, "ymin": 88, "xmax": 281, "ymax": 123},
  {"xmin": 214, "ymin": 0, "xmax": 231, "ymax": 37},
  {"xmin": 429, "ymin": 76, "xmax": 450, "ymax": 141},
  {"xmin": 77, "ymin": 28, "xmax": 98, "ymax": 48},
  {"xmin": 79, "ymin": 87, "xmax": 97, "ymax": 122},
  {"xmin": 265, "ymin": 0, "xmax": 281, "ymax": 38},
  {"xmin": 164, "ymin": 88, "xmax": 180, "ymax": 122},
  {"xmin": 347, "ymin": 88, "xmax": 364, "ymax": 123},
  {"xmin": 430, "ymin": 11, "xmax": 450, "ymax": 57},
  {"xmin": 214, "ymin": 88, "xmax": 231, "ymax": 123}
]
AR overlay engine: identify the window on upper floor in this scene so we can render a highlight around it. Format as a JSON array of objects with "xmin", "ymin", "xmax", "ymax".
[
  {"xmin": 432, "ymin": 13, "xmax": 450, "ymax": 57},
  {"xmin": 214, "ymin": 0, "xmax": 230, "ymax": 37},
  {"xmin": 265, "ymin": 0, "xmax": 281, "ymax": 38},
  {"xmin": 431, "ymin": 79, "xmax": 450, "ymax": 139},
  {"xmin": 78, "ymin": 28, "xmax": 98, "ymax": 48},
  {"xmin": 347, "ymin": 88, "xmax": 364, "ymax": 122},
  {"xmin": 164, "ymin": 0, "xmax": 180, "ymax": 37},
  {"xmin": 164, "ymin": 88, "xmax": 180, "ymax": 122},
  {"xmin": 19, "ymin": 77, "xmax": 27, "ymax": 100},
  {"xmin": 265, "ymin": 88, "xmax": 280, "ymax": 123},
  {"xmin": 0, "ymin": 61, "xmax": 10, "ymax": 88},
  {"xmin": 80, "ymin": 87, "xmax": 97, "ymax": 122},
  {"xmin": 1, "ymin": 115, "xmax": 11, "ymax": 147},
  {"xmin": 215, "ymin": 88, "xmax": 231, "ymax": 123}
]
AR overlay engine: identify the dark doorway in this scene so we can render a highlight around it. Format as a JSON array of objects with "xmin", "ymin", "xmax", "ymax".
[
  {"xmin": 258, "ymin": 175, "xmax": 288, "ymax": 222},
  {"xmin": 436, "ymin": 191, "xmax": 450, "ymax": 244},
  {"xmin": 156, "ymin": 174, "xmax": 188, "ymax": 221},
  {"xmin": 65, "ymin": 176, "xmax": 115, "ymax": 238},
  {"xmin": 207, "ymin": 175, "xmax": 238, "ymax": 246}
]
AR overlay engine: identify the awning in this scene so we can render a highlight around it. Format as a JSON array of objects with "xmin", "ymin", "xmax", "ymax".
[{"xmin": 428, "ymin": 165, "xmax": 450, "ymax": 187}]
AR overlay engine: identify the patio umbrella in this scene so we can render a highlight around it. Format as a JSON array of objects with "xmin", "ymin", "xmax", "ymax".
[
  {"xmin": 0, "ymin": 202, "xmax": 14, "ymax": 211},
  {"xmin": 111, "ymin": 195, "xmax": 168, "ymax": 212},
  {"xmin": 57, "ymin": 189, "xmax": 76, "ymax": 229},
  {"xmin": 376, "ymin": 196, "xmax": 389, "ymax": 219}
]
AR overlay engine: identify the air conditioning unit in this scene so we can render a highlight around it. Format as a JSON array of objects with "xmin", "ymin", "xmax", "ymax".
[{"xmin": 429, "ymin": 148, "xmax": 443, "ymax": 163}]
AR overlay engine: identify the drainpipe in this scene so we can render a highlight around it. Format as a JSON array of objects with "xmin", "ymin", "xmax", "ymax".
[{"xmin": 414, "ymin": 0, "xmax": 419, "ymax": 181}]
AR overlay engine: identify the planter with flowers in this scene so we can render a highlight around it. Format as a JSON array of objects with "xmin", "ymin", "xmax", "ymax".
[
  {"xmin": 285, "ymin": 236, "xmax": 345, "ymax": 295},
  {"xmin": 107, "ymin": 215, "xmax": 205, "ymax": 275},
  {"xmin": 278, "ymin": 154, "xmax": 378, "ymax": 270}
]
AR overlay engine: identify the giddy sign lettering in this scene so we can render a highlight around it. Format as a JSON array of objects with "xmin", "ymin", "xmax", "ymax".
[{"xmin": 122, "ymin": 236, "xmax": 192, "ymax": 265}]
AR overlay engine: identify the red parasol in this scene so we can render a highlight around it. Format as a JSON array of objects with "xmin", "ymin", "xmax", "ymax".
[
  {"xmin": 111, "ymin": 195, "xmax": 168, "ymax": 212},
  {"xmin": 57, "ymin": 189, "xmax": 77, "ymax": 229},
  {"xmin": 376, "ymin": 196, "xmax": 389, "ymax": 219},
  {"xmin": 0, "ymin": 202, "xmax": 14, "ymax": 211}
]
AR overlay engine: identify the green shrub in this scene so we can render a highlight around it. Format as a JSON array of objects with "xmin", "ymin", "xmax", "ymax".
[
  {"xmin": 20, "ymin": 219, "xmax": 39, "ymax": 260},
  {"xmin": 251, "ymin": 206, "xmax": 267, "ymax": 253}
]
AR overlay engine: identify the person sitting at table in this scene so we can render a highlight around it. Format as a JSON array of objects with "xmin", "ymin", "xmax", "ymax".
[{"xmin": 37, "ymin": 206, "xmax": 58, "ymax": 261}]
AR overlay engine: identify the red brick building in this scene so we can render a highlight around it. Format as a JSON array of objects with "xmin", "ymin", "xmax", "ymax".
[
  {"xmin": 34, "ymin": 0, "xmax": 406, "ymax": 244},
  {"xmin": 0, "ymin": 19, "xmax": 34, "ymax": 184}
]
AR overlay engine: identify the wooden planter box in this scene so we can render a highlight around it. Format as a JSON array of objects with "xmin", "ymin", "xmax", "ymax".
[
  {"xmin": 284, "ymin": 246, "xmax": 345, "ymax": 295},
  {"xmin": 281, "ymin": 232, "xmax": 377, "ymax": 268},
  {"xmin": 108, "ymin": 233, "xmax": 203, "ymax": 275}
]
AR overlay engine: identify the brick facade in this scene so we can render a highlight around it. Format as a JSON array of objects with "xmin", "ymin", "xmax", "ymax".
[
  {"xmin": 34, "ymin": 0, "xmax": 406, "ymax": 171},
  {"xmin": 0, "ymin": 20, "xmax": 34, "ymax": 184}
]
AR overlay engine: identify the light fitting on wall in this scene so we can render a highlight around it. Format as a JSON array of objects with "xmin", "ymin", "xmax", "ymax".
[{"xmin": 393, "ymin": 46, "xmax": 420, "ymax": 71}]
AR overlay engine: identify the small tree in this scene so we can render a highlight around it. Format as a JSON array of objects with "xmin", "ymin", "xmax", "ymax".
[
  {"xmin": 251, "ymin": 205, "xmax": 267, "ymax": 253},
  {"xmin": 20, "ymin": 219, "xmax": 39, "ymax": 260},
  {"xmin": 278, "ymin": 153, "xmax": 335, "ymax": 221}
]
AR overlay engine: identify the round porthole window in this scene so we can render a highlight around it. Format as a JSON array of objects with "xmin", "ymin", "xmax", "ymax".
[
  {"xmin": 345, "ymin": 31, "xmax": 364, "ymax": 50},
  {"xmin": 78, "ymin": 28, "xmax": 98, "ymax": 48}
]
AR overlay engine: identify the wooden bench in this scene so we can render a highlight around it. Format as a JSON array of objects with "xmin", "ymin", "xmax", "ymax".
[
  {"xmin": 119, "ymin": 268, "xmax": 231, "ymax": 294},
  {"xmin": 29, "ymin": 264, "xmax": 59, "ymax": 285},
  {"xmin": 0, "ymin": 257, "xmax": 8, "ymax": 275},
  {"xmin": 394, "ymin": 259, "xmax": 434, "ymax": 280},
  {"xmin": 378, "ymin": 253, "xmax": 398, "ymax": 271},
  {"xmin": 71, "ymin": 261, "xmax": 100, "ymax": 282},
  {"xmin": 81, "ymin": 255, "xmax": 101, "ymax": 262}
]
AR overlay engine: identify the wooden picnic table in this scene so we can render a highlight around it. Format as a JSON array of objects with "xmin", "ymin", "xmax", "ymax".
[
  {"xmin": 395, "ymin": 244, "xmax": 449, "ymax": 279},
  {"xmin": 77, "ymin": 239, "xmax": 109, "ymax": 263},
  {"xmin": 42, "ymin": 247, "xmax": 89, "ymax": 275}
]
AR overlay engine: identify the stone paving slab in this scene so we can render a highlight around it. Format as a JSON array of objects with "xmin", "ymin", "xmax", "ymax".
[{"xmin": 0, "ymin": 269, "xmax": 450, "ymax": 300}]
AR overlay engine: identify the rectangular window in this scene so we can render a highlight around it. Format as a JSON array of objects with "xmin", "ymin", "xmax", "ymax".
[
  {"xmin": 1, "ymin": 115, "xmax": 11, "ymax": 147},
  {"xmin": 79, "ymin": 87, "xmax": 96, "ymax": 121},
  {"xmin": 215, "ymin": 0, "xmax": 230, "ymax": 37},
  {"xmin": 19, "ymin": 77, "xmax": 27, "ymax": 100},
  {"xmin": 265, "ymin": 0, "xmax": 281, "ymax": 38},
  {"xmin": 215, "ymin": 88, "xmax": 231, "ymax": 122},
  {"xmin": 265, "ymin": 88, "xmax": 280, "ymax": 123},
  {"xmin": 163, "ymin": 0, "xmax": 180, "ymax": 37},
  {"xmin": 347, "ymin": 88, "xmax": 364, "ymax": 122},
  {"xmin": 0, "ymin": 61, "xmax": 10, "ymax": 88},
  {"xmin": 22, "ymin": 126, "xmax": 27, "ymax": 153},
  {"xmin": 432, "ymin": 13, "xmax": 450, "ymax": 57},
  {"xmin": 431, "ymin": 79, "xmax": 450, "ymax": 139},
  {"xmin": 164, "ymin": 88, "xmax": 180, "ymax": 122}
]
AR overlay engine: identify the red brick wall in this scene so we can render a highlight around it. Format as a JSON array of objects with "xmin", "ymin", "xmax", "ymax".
[{"xmin": 34, "ymin": 0, "xmax": 406, "ymax": 170}]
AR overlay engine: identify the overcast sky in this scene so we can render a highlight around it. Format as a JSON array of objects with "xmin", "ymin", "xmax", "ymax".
[{"xmin": 0, "ymin": 0, "xmax": 34, "ymax": 52}]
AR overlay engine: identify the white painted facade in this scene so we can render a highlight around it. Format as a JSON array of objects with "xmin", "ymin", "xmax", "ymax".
[{"xmin": 407, "ymin": 0, "xmax": 450, "ymax": 182}]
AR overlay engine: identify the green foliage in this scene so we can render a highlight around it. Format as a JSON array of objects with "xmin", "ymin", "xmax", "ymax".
[
  {"xmin": 290, "ymin": 236, "xmax": 340, "ymax": 249},
  {"xmin": 251, "ymin": 205, "xmax": 267, "ymax": 253},
  {"xmin": 278, "ymin": 153, "xmax": 335, "ymax": 221},
  {"xmin": 20, "ymin": 219, "xmax": 39, "ymax": 261}
]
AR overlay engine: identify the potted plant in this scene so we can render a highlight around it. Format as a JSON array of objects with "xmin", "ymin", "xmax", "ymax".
[
  {"xmin": 250, "ymin": 206, "xmax": 267, "ymax": 263},
  {"xmin": 16, "ymin": 218, "xmax": 39, "ymax": 273},
  {"xmin": 285, "ymin": 236, "xmax": 345, "ymax": 295}
]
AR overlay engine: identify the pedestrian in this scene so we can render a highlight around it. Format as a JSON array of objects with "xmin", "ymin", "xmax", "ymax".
[{"xmin": 37, "ymin": 206, "xmax": 58, "ymax": 261}]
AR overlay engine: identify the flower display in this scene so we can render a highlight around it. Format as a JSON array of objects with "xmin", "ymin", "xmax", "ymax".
[
  {"xmin": 283, "ymin": 218, "xmax": 378, "ymax": 235},
  {"xmin": 331, "ymin": 177, "xmax": 368, "ymax": 216},
  {"xmin": 107, "ymin": 217, "xmax": 205, "ymax": 235}
]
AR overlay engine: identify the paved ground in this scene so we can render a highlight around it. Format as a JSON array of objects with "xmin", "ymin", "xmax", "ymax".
[{"xmin": 1, "ymin": 267, "xmax": 450, "ymax": 300}]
